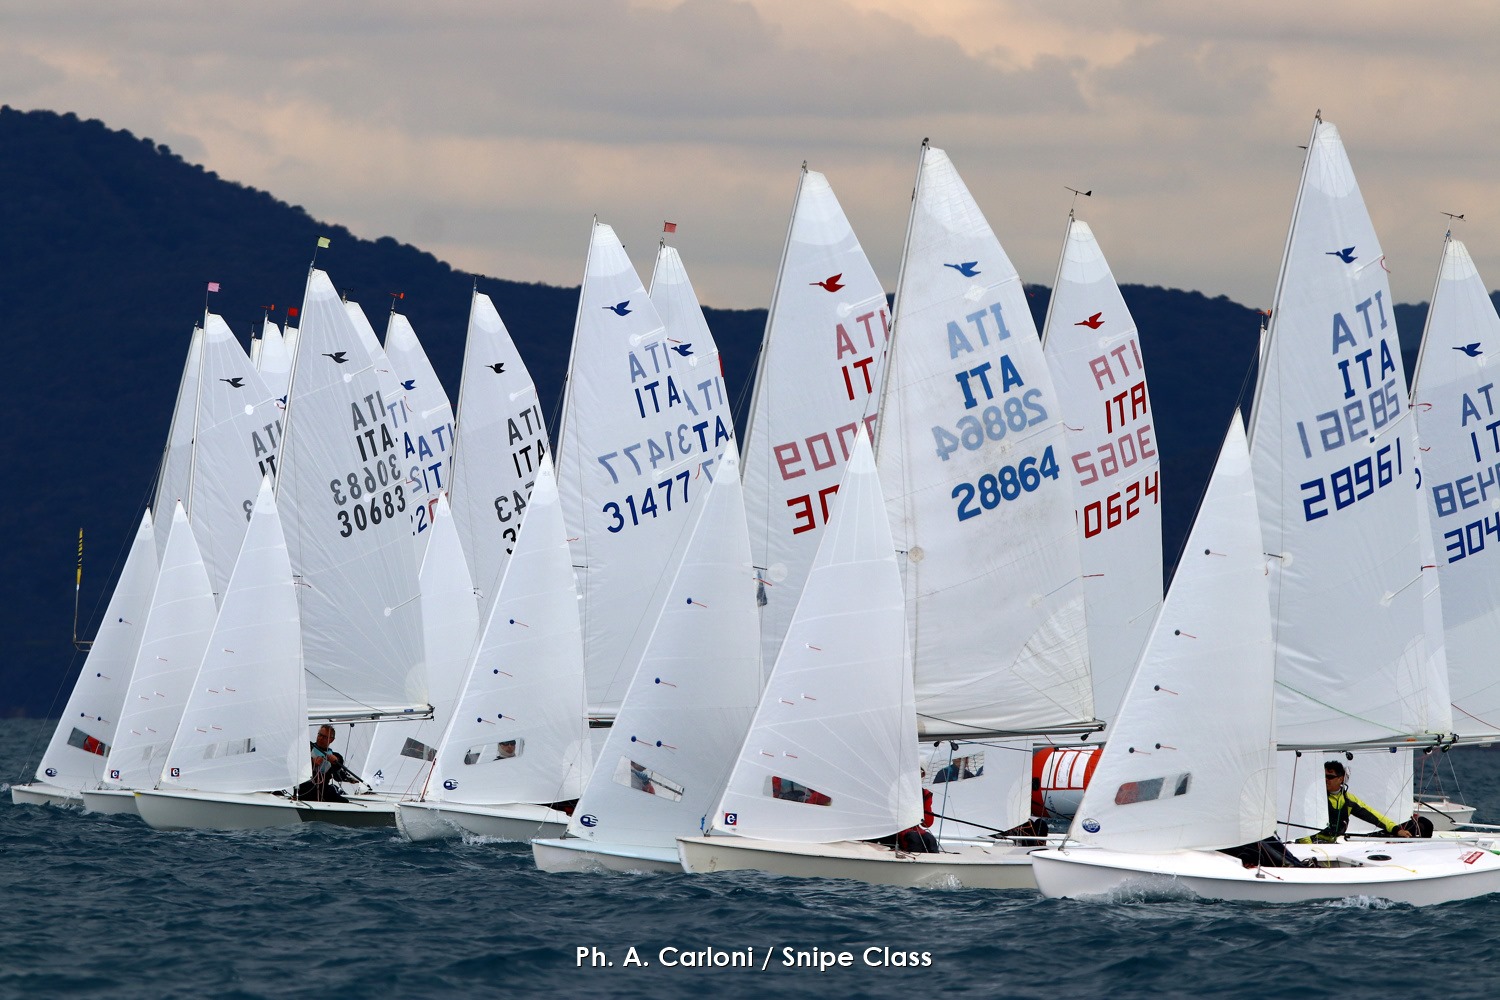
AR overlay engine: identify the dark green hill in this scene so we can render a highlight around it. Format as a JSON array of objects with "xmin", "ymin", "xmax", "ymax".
[{"xmin": 3, "ymin": 106, "xmax": 1473, "ymax": 718}]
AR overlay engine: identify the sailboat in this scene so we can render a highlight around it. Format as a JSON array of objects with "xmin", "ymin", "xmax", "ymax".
[
  {"xmin": 383, "ymin": 310, "xmax": 457, "ymax": 552},
  {"xmin": 11, "ymin": 512, "xmax": 158, "ymax": 806},
  {"xmin": 740, "ymin": 167, "xmax": 890, "ymax": 676},
  {"xmin": 679, "ymin": 431, "xmax": 1040, "ymax": 886},
  {"xmin": 1032, "ymin": 118, "xmax": 1500, "ymax": 905},
  {"xmin": 396, "ymin": 455, "xmax": 591, "ymax": 842},
  {"xmin": 533, "ymin": 442, "xmax": 761, "ymax": 873},
  {"xmin": 81, "ymin": 505, "xmax": 218, "ymax": 816},
  {"xmin": 137, "ymin": 268, "xmax": 428, "ymax": 830}
]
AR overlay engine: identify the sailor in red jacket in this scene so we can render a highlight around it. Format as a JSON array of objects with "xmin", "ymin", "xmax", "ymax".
[{"xmin": 897, "ymin": 771, "xmax": 940, "ymax": 853}]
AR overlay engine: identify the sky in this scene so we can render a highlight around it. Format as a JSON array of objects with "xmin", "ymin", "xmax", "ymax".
[{"xmin": 3, "ymin": 0, "xmax": 1498, "ymax": 311}]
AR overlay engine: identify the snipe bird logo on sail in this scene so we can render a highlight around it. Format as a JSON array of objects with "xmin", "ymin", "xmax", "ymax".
[
  {"xmin": 603, "ymin": 301, "xmax": 632, "ymax": 316},
  {"xmin": 1455, "ymin": 343, "xmax": 1483, "ymax": 357},
  {"xmin": 485, "ymin": 362, "xmax": 506, "ymax": 374},
  {"xmin": 944, "ymin": 261, "xmax": 981, "ymax": 277},
  {"xmin": 323, "ymin": 351, "xmax": 349, "ymax": 364},
  {"xmin": 1075, "ymin": 312, "xmax": 1104, "ymax": 330},
  {"xmin": 401, "ymin": 379, "xmax": 417, "ymax": 391},
  {"xmin": 221, "ymin": 377, "xmax": 245, "ymax": 388},
  {"xmin": 1326, "ymin": 246, "xmax": 1357, "ymax": 264},
  {"xmin": 670, "ymin": 343, "xmax": 694, "ymax": 357},
  {"xmin": 811, "ymin": 273, "xmax": 845, "ymax": 292}
]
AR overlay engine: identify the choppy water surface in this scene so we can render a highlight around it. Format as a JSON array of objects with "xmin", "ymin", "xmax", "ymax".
[{"xmin": 3, "ymin": 718, "xmax": 1497, "ymax": 999}]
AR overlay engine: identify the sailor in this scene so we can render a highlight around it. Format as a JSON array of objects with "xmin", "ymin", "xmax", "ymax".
[
  {"xmin": 1298, "ymin": 760, "xmax": 1412, "ymax": 843},
  {"xmin": 297, "ymin": 724, "xmax": 354, "ymax": 802}
]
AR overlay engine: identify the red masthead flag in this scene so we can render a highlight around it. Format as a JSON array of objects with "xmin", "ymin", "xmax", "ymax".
[
  {"xmin": 663, "ymin": 221, "xmax": 677, "ymax": 233},
  {"xmin": 207, "ymin": 281, "xmax": 221, "ymax": 293}
]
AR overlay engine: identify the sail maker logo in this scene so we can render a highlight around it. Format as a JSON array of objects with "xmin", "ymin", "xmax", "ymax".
[
  {"xmin": 580, "ymin": 814, "xmax": 599, "ymax": 828},
  {"xmin": 1081, "ymin": 818, "xmax": 1101, "ymax": 834},
  {"xmin": 723, "ymin": 812, "xmax": 737, "ymax": 826}
]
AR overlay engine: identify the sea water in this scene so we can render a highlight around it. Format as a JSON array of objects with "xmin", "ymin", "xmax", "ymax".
[{"xmin": 3, "ymin": 717, "xmax": 1497, "ymax": 999}]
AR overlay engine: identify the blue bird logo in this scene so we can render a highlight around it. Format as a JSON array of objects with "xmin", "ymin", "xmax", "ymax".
[
  {"xmin": 945, "ymin": 261, "xmax": 981, "ymax": 277},
  {"xmin": 1326, "ymin": 247, "xmax": 1357, "ymax": 264},
  {"xmin": 671, "ymin": 343, "xmax": 693, "ymax": 357},
  {"xmin": 1455, "ymin": 343, "xmax": 1483, "ymax": 357},
  {"xmin": 323, "ymin": 351, "xmax": 348, "ymax": 364},
  {"xmin": 401, "ymin": 379, "xmax": 417, "ymax": 391},
  {"xmin": 604, "ymin": 301, "xmax": 632, "ymax": 316}
]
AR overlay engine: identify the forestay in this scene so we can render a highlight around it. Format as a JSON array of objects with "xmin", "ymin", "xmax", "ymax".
[
  {"xmin": 276, "ymin": 269, "xmax": 426, "ymax": 720},
  {"xmin": 1040, "ymin": 217, "xmax": 1163, "ymax": 725},
  {"xmin": 878, "ymin": 143, "xmax": 1091, "ymax": 737},
  {"xmin": 103, "ymin": 504, "xmax": 218, "ymax": 790},
  {"xmin": 740, "ymin": 168, "xmax": 889, "ymax": 676},
  {"xmin": 1070, "ymin": 419, "xmax": 1277, "ymax": 852},
  {"xmin": 556, "ymin": 223, "xmax": 734, "ymax": 714},
  {"xmin": 566, "ymin": 443, "xmax": 760, "ymax": 853},
  {"xmin": 711, "ymin": 431, "xmax": 918, "ymax": 843},
  {"xmin": 447, "ymin": 291, "xmax": 547, "ymax": 619},
  {"xmin": 160, "ymin": 479, "xmax": 308, "ymax": 793},
  {"xmin": 1247, "ymin": 120, "xmax": 1440, "ymax": 748},
  {"xmin": 1411, "ymin": 236, "xmax": 1500, "ymax": 741},
  {"xmin": 33, "ymin": 513, "xmax": 159, "ymax": 792},
  {"xmin": 429, "ymin": 455, "xmax": 590, "ymax": 807}
]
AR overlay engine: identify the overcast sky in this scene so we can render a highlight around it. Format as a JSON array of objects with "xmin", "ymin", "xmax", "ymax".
[{"xmin": 4, "ymin": 0, "xmax": 1498, "ymax": 312}]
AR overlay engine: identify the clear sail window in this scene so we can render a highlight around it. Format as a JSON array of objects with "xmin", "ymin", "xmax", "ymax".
[
  {"xmin": 462, "ymin": 738, "xmax": 524, "ymax": 765},
  {"xmin": 931, "ymin": 753, "xmax": 985, "ymax": 784},
  {"xmin": 611, "ymin": 757, "xmax": 685, "ymax": 802},
  {"xmin": 1114, "ymin": 772, "xmax": 1191, "ymax": 806},
  {"xmin": 400, "ymin": 737, "xmax": 436, "ymax": 762},
  {"xmin": 767, "ymin": 775, "xmax": 832, "ymax": 806}
]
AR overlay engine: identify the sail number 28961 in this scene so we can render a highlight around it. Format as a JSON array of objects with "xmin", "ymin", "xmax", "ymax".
[
  {"xmin": 1300, "ymin": 439, "xmax": 1401, "ymax": 522},
  {"xmin": 951, "ymin": 446, "xmax": 1060, "ymax": 521}
]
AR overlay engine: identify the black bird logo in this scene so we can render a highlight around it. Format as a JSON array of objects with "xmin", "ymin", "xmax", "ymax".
[
  {"xmin": 944, "ymin": 261, "xmax": 981, "ymax": 277},
  {"xmin": 1326, "ymin": 247, "xmax": 1357, "ymax": 264},
  {"xmin": 1455, "ymin": 343, "xmax": 1483, "ymax": 358},
  {"xmin": 220, "ymin": 377, "xmax": 245, "ymax": 388},
  {"xmin": 486, "ymin": 362, "xmax": 507, "ymax": 374},
  {"xmin": 324, "ymin": 351, "xmax": 348, "ymax": 364},
  {"xmin": 401, "ymin": 379, "xmax": 417, "ymax": 391},
  {"xmin": 604, "ymin": 301, "xmax": 632, "ymax": 316},
  {"xmin": 671, "ymin": 343, "xmax": 694, "ymax": 357}
]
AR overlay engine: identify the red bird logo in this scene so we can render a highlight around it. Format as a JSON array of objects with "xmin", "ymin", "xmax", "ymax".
[
  {"xmin": 811, "ymin": 274, "xmax": 845, "ymax": 292},
  {"xmin": 1075, "ymin": 312, "xmax": 1104, "ymax": 329}
]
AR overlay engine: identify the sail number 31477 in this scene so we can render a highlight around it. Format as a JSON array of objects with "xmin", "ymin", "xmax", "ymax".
[{"xmin": 952, "ymin": 447, "xmax": 1061, "ymax": 521}]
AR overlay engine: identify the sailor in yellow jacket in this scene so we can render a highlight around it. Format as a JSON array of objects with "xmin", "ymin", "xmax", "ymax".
[{"xmin": 1297, "ymin": 760, "xmax": 1413, "ymax": 844}]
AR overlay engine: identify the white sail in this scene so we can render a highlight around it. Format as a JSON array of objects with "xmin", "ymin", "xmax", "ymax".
[
  {"xmin": 556, "ymin": 222, "xmax": 734, "ymax": 714},
  {"xmin": 1247, "ymin": 119, "xmax": 1439, "ymax": 747},
  {"xmin": 34, "ymin": 513, "xmax": 159, "ymax": 791},
  {"xmin": 255, "ymin": 318, "xmax": 292, "ymax": 403},
  {"xmin": 741, "ymin": 169, "xmax": 890, "ymax": 675},
  {"xmin": 430, "ymin": 455, "xmax": 590, "ymax": 805},
  {"xmin": 384, "ymin": 312, "xmax": 457, "ymax": 548},
  {"xmin": 360, "ymin": 495, "xmax": 477, "ymax": 797},
  {"xmin": 191, "ymin": 314, "xmax": 284, "ymax": 599},
  {"xmin": 153, "ymin": 327, "xmax": 204, "ymax": 559},
  {"xmin": 567, "ymin": 442, "xmax": 761, "ymax": 853},
  {"xmin": 879, "ymin": 143, "xmax": 1091, "ymax": 738},
  {"xmin": 1411, "ymin": 236, "xmax": 1500, "ymax": 740},
  {"xmin": 711, "ymin": 431, "xmax": 918, "ymax": 842},
  {"xmin": 160, "ymin": 479, "xmax": 308, "ymax": 793},
  {"xmin": 1040, "ymin": 217, "xmax": 1163, "ymax": 725},
  {"xmin": 1070, "ymin": 418, "xmax": 1277, "ymax": 852},
  {"xmin": 276, "ymin": 269, "xmax": 426, "ymax": 720},
  {"xmin": 103, "ymin": 504, "xmax": 219, "ymax": 789},
  {"xmin": 447, "ymin": 291, "xmax": 548, "ymax": 617}
]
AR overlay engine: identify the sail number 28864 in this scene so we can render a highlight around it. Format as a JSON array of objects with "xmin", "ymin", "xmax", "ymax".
[{"xmin": 951, "ymin": 446, "xmax": 1061, "ymax": 521}]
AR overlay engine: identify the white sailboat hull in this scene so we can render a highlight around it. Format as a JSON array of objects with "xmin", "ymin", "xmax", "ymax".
[
  {"xmin": 395, "ymin": 800, "xmax": 569, "ymax": 843},
  {"xmin": 81, "ymin": 787, "xmax": 140, "ymax": 816},
  {"xmin": 531, "ymin": 837, "xmax": 683, "ymax": 874},
  {"xmin": 9, "ymin": 782, "xmax": 83, "ymax": 807},
  {"xmin": 1032, "ymin": 840, "xmax": 1500, "ymax": 906},
  {"xmin": 677, "ymin": 836, "xmax": 1038, "ymax": 890},
  {"xmin": 1416, "ymin": 796, "xmax": 1477, "ymax": 831},
  {"xmin": 135, "ymin": 789, "xmax": 395, "ymax": 831}
]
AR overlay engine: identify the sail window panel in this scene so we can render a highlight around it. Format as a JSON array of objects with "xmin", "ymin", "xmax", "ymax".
[
  {"xmin": 931, "ymin": 753, "xmax": 985, "ymax": 784},
  {"xmin": 66, "ymin": 728, "xmax": 109, "ymax": 756},
  {"xmin": 202, "ymin": 737, "xmax": 256, "ymax": 759},
  {"xmin": 461, "ymin": 738, "xmax": 525, "ymax": 765},
  {"xmin": 399, "ymin": 737, "xmax": 437, "ymax": 762},
  {"xmin": 767, "ymin": 775, "xmax": 832, "ymax": 806},
  {"xmin": 611, "ymin": 756, "xmax": 685, "ymax": 802},
  {"xmin": 1114, "ymin": 772, "xmax": 1191, "ymax": 806}
]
